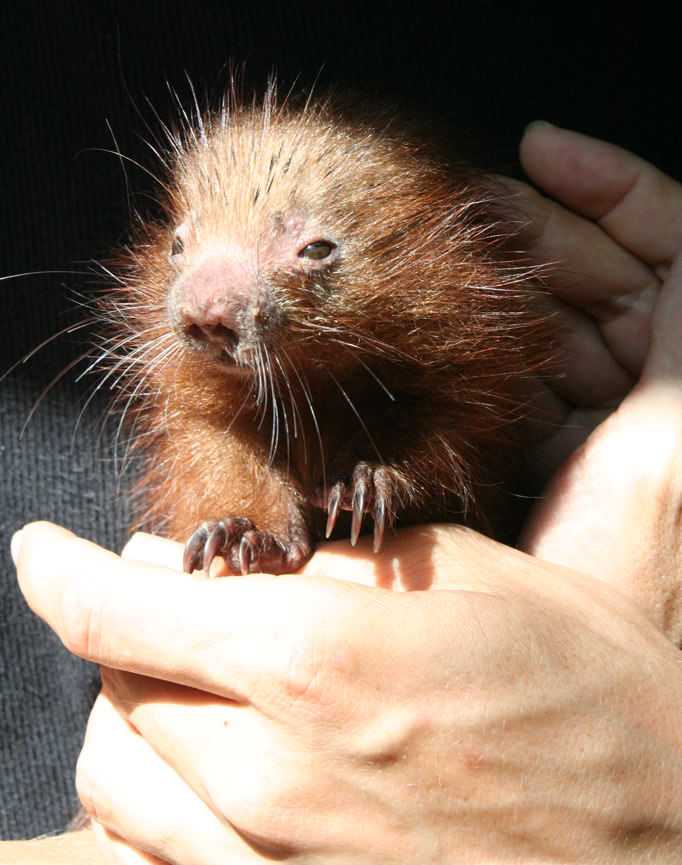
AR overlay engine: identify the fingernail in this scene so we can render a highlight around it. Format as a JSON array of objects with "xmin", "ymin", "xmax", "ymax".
[
  {"xmin": 10, "ymin": 529, "xmax": 24, "ymax": 566},
  {"xmin": 524, "ymin": 120, "xmax": 556, "ymax": 133}
]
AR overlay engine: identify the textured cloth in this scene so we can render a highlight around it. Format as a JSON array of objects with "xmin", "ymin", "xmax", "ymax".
[{"xmin": 1, "ymin": 1, "xmax": 680, "ymax": 840}]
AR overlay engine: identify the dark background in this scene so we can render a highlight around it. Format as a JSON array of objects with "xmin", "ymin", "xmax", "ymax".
[{"xmin": 1, "ymin": 0, "xmax": 680, "ymax": 838}]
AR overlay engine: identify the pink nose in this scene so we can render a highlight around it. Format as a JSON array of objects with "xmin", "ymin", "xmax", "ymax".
[{"xmin": 176, "ymin": 255, "xmax": 255, "ymax": 350}]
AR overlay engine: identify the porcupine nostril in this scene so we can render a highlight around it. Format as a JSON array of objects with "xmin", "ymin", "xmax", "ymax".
[{"xmin": 185, "ymin": 321, "xmax": 240, "ymax": 353}]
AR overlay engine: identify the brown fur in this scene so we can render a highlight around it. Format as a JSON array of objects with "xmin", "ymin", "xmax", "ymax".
[{"xmin": 102, "ymin": 85, "xmax": 553, "ymax": 570}]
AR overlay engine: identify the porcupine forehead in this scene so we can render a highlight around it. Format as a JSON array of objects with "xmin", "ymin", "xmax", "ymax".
[{"xmin": 168, "ymin": 106, "xmax": 424, "ymax": 243}]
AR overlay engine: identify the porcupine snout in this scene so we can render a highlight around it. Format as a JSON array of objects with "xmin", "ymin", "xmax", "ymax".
[{"xmin": 170, "ymin": 250, "xmax": 278, "ymax": 363}]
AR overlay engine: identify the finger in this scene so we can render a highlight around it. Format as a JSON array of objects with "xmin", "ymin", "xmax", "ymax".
[
  {"xmin": 14, "ymin": 521, "xmax": 406, "ymax": 705},
  {"xmin": 541, "ymin": 299, "xmax": 634, "ymax": 404},
  {"xmin": 526, "ymin": 406, "xmax": 682, "ymax": 642},
  {"xmin": 13, "ymin": 521, "xmax": 560, "ymax": 710},
  {"xmin": 501, "ymin": 176, "xmax": 658, "ymax": 377},
  {"xmin": 120, "ymin": 531, "xmax": 421, "ymax": 582},
  {"xmin": 78, "ymin": 693, "xmax": 259, "ymax": 865},
  {"xmin": 101, "ymin": 669, "xmax": 323, "ymax": 852},
  {"xmin": 643, "ymin": 252, "xmax": 682, "ymax": 385},
  {"xmin": 521, "ymin": 123, "xmax": 682, "ymax": 267},
  {"xmin": 118, "ymin": 522, "xmax": 541, "ymax": 594},
  {"xmin": 504, "ymin": 175, "xmax": 657, "ymax": 307},
  {"xmin": 301, "ymin": 525, "xmax": 471, "ymax": 588},
  {"xmin": 122, "ymin": 532, "xmax": 184, "ymax": 570},
  {"xmin": 14, "ymin": 521, "xmax": 296, "ymax": 700},
  {"xmin": 303, "ymin": 523, "xmax": 533, "ymax": 594},
  {"xmin": 92, "ymin": 822, "xmax": 170, "ymax": 865}
]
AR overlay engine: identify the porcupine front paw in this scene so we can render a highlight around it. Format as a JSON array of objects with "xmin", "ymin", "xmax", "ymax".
[
  {"xmin": 183, "ymin": 517, "xmax": 311, "ymax": 576},
  {"xmin": 318, "ymin": 462, "xmax": 408, "ymax": 553}
]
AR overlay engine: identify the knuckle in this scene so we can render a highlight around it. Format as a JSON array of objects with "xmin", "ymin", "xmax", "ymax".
[
  {"xmin": 74, "ymin": 751, "xmax": 95, "ymax": 815},
  {"xmin": 75, "ymin": 746, "xmax": 109, "ymax": 825},
  {"xmin": 276, "ymin": 597, "xmax": 355, "ymax": 714},
  {"xmin": 211, "ymin": 759, "xmax": 306, "ymax": 849},
  {"xmin": 77, "ymin": 734, "xmax": 171, "ymax": 844},
  {"xmin": 250, "ymin": 577, "xmax": 366, "ymax": 721},
  {"xmin": 258, "ymin": 580, "xmax": 338, "ymax": 703},
  {"xmin": 281, "ymin": 625, "xmax": 327, "ymax": 703},
  {"xmin": 350, "ymin": 704, "xmax": 432, "ymax": 766}
]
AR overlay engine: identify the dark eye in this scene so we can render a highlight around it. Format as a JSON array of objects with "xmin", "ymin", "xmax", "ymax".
[
  {"xmin": 171, "ymin": 235, "xmax": 185, "ymax": 257},
  {"xmin": 298, "ymin": 240, "xmax": 336, "ymax": 260}
]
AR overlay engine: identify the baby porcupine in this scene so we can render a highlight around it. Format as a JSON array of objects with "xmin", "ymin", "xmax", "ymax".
[{"xmin": 104, "ymin": 85, "xmax": 551, "ymax": 575}]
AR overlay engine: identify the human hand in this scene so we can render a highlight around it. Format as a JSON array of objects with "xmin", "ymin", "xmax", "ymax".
[
  {"xmin": 512, "ymin": 124, "xmax": 682, "ymax": 638},
  {"xmin": 13, "ymin": 520, "xmax": 682, "ymax": 865},
  {"xmin": 508, "ymin": 122, "xmax": 682, "ymax": 477}
]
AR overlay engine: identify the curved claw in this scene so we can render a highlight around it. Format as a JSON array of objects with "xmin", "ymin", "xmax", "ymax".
[
  {"xmin": 239, "ymin": 536, "xmax": 252, "ymax": 576},
  {"xmin": 184, "ymin": 525, "xmax": 208, "ymax": 573},
  {"xmin": 325, "ymin": 482, "xmax": 344, "ymax": 539},
  {"xmin": 373, "ymin": 496, "xmax": 386, "ymax": 554},
  {"xmin": 203, "ymin": 522, "xmax": 227, "ymax": 572},
  {"xmin": 184, "ymin": 517, "xmax": 310, "ymax": 576},
  {"xmin": 350, "ymin": 482, "xmax": 366, "ymax": 547}
]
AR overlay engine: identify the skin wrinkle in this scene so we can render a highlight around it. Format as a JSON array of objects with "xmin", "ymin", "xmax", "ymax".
[
  {"xmin": 595, "ymin": 157, "xmax": 642, "ymax": 224},
  {"xmin": 599, "ymin": 165, "xmax": 682, "ymax": 268}
]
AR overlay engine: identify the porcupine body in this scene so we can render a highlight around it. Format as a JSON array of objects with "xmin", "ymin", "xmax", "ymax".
[{"xmin": 104, "ymin": 87, "xmax": 552, "ymax": 575}]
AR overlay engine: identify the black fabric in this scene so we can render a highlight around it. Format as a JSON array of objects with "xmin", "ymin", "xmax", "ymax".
[{"xmin": 1, "ymin": 1, "xmax": 681, "ymax": 840}]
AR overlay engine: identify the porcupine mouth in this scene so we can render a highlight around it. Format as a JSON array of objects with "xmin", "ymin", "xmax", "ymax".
[{"xmin": 217, "ymin": 346, "xmax": 254, "ymax": 376}]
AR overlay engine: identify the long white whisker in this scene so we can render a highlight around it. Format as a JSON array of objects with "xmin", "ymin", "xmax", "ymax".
[
  {"xmin": 266, "ymin": 346, "xmax": 290, "ymax": 469},
  {"xmin": 292, "ymin": 324, "xmax": 414, "ymax": 364},
  {"xmin": 118, "ymin": 343, "xmax": 184, "ymax": 480},
  {"xmin": 265, "ymin": 348, "xmax": 280, "ymax": 466},
  {"xmin": 75, "ymin": 325, "xmax": 169, "ymax": 382},
  {"xmin": 274, "ymin": 352, "xmax": 306, "ymax": 467},
  {"xmin": 82, "ymin": 148, "xmax": 173, "ymax": 197},
  {"xmin": 0, "ymin": 269, "xmax": 90, "ymax": 283},
  {"xmin": 108, "ymin": 332, "xmax": 176, "ymax": 392},
  {"xmin": 112, "ymin": 339, "xmax": 180, "ymax": 476},
  {"xmin": 89, "ymin": 260, "xmax": 127, "ymax": 286},
  {"xmin": 327, "ymin": 370, "xmax": 385, "ymax": 465},
  {"xmin": 105, "ymin": 119, "xmax": 132, "ymax": 219},
  {"xmin": 282, "ymin": 347, "xmax": 326, "ymax": 493},
  {"xmin": 72, "ymin": 332, "xmax": 175, "ymax": 444},
  {"xmin": 20, "ymin": 351, "xmax": 91, "ymax": 437},
  {"xmin": 335, "ymin": 344, "xmax": 397, "ymax": 402},
  {"xmin": 0, "ymin": 318, "xmax": 98, "ymax": 386},
  {"xmin": 255, "ymin": 345, "xmax": 269, "ymax": 429}
]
